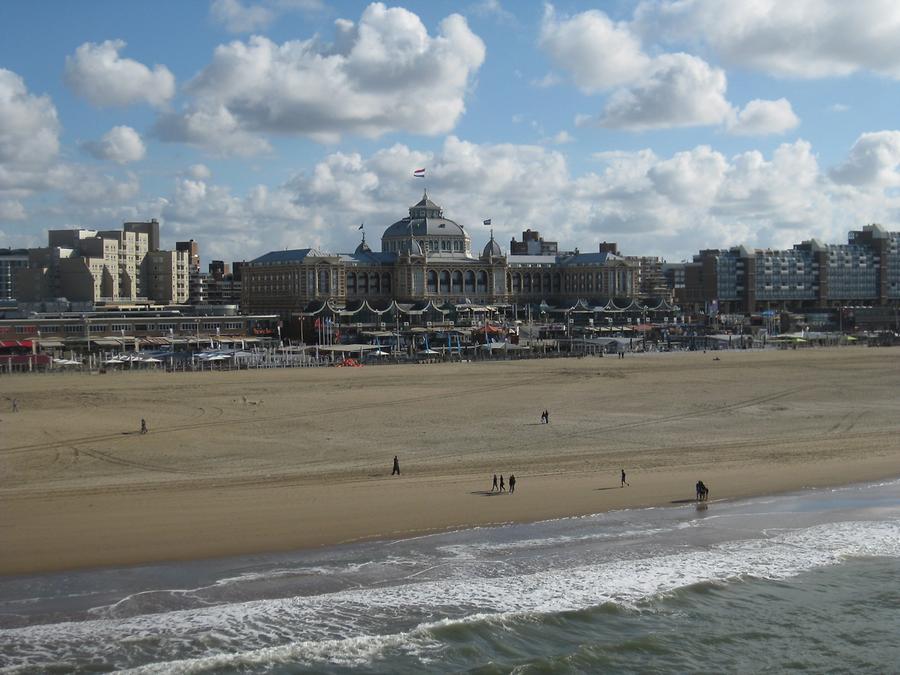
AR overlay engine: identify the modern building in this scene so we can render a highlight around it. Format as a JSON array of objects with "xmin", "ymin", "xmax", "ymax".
[
  {"xmin": 0, "ymin": 249, "xmax": 29, "ymax": 300},
  {"xmin": 16, "ymin": 222, "xmax": 189, "ymax": 305},
  {"xmin": 679, "ymin": 224, "xmax": 900, "ymax": 314},
  {"xmin": 509, "ymin": 229, "xmax": 558, "ymax": 255}
]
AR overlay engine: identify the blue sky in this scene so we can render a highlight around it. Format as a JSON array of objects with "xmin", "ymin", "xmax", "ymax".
[{"xmin": 3, "ymin": 0, "xmax": 900, "ymax": 265}]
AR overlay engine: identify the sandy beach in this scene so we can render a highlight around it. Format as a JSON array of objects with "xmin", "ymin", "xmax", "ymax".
[{"xmin": 1, "ymin": 346, "xmax": 898, "ymax": 576}]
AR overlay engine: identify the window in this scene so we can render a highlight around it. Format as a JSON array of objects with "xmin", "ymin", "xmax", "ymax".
[{"xmin": 65, "ymin": 325, "xmax": 83, "ymax": 334}]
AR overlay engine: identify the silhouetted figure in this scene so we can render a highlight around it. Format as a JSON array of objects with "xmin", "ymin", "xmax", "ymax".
[
  {"xmin": 621, "ymin": 469, "xmax": 628, "ymax": 487},
  {"xmin": 492, "ymin": 474, "xmax": 498, "ymax": 491},
  {"xmin": 544, "ymin": 410, "xmax": 550, "ymax": 424},
  {"xmin": 509, "ymin": 474, "xmax": 516, "ymax": 493},
  {"xmin": 11, "ymin": 399, "xmax": 18, "ymax": 413},
  {"xmin": 698, "ymin": 481, "xmax": 709, "ymax": 501},
  {"xmin": 392, "ymin": 455, "xmax": 400, "ymax": 475},
  {"xmin": 140, "ymin": 418, "xmax": 148, "ymax": 434},
  {"xmin": 499, "ymin": 474, "xmax": 506, "ymax": 492}
]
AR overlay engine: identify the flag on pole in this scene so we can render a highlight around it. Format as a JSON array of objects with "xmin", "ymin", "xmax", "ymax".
[
  {"xmin": 358, "ymin": 223, "xmax": 364, "ymax": 230},
  {"xmin": 413, "ymin": 168, "xmax": 426, "ymax": 178},
  {"xmin": 482, "ymin": 218, "xmax": 491, "ymax": 226}
]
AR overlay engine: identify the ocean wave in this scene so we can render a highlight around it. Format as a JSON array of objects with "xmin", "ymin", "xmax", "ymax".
[{"xmin": 2, "ymin": 519, "xmax": 898, "ymax": 671}]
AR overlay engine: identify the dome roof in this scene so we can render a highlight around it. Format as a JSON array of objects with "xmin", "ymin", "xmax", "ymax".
[
  {"xmin": 382, "ymin": 217, "xmax": 467, "ymax": 239},
  {"xmin": 398, "ymin": 237, "xmax": 424, "ymax": 256},
  {"xmin": 355, "ymin": 239, "xmax": 372, "ymax": 254},
  {"xmin": 482, "ymin": 238, "xmax": 503, "ymax": 258},
  {"xmin": 382, "ymin": 192, "xmax": 468, "ymax": 240}
]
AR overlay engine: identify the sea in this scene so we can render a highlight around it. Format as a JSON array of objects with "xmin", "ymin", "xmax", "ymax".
[{"xmin": 1, "ymin": 478, "xmax": 899, "ymax": 674}]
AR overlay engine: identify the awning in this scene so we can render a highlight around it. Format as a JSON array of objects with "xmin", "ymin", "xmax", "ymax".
[
  {"xmin": 0, "ymin": 340, "xmax": 32, "ymax": 348},
  {"xmin": 37, "ymin": 339, "xmax": 65, "ymax": 348}
]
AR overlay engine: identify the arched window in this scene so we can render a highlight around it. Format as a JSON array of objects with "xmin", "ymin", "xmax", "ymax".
[
  {"xmin": 427, "ymin": 270, "xmax": 438, "ymax": 293},
  {"xmin": 524, "ymin": 273, "xmax": 532, "ymax": 293},
  {"xmin": 382, "ymin": 273, "xmax": 391, "ymax": 293},
  {"xmin": 464, "ymin": 270, "xmax": 475, "ymax": 292},
  {"xmin": 452, "ymin": 270, "xmax": 463, "ymax": 293},
  {"xmin": 513, "ymin": 273, "xmax": 522, "ymax": 292},
  {"xmin": 347, "ymin": 272, "xmax": 357, "ymax": 294},
  {"xmin": 371, "ymin": 273, "xmax": 380, "ymax": 293},
  {"xmin": 318, "ymin": 268, "xmax": 330, "ymax": 293},
  {"xmin": 477, "ymin": 270, "xmax": 488, "ymax": 293},
  {"xmin": 359, "ymin": 273, "xmax": 369, "ymax": 294},
  {"xmin": 440, "ymin": 270, "xmax": 450, "ymax": 293}
]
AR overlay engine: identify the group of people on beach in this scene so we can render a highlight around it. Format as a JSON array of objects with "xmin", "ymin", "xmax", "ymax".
[
  {"xmin": 540, "ymin": 410, "xmax": 550, "ymax": 424},
  {"xmin": 491, "ymin": 473, "xmax": 516, "ymax": 493}
]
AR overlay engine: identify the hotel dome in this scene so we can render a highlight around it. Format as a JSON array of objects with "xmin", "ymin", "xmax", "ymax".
[{"xmin": 381, "ymin": 192, "xmax": 472, "ymax": 258}]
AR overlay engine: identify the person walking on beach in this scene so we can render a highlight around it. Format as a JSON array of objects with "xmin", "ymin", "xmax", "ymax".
[
  {"xmin": 11, "ymin": 398, "xmax": 18, "ymax": 413},
  {"xmin": 140, "ymin": 418, "xmax": 148, "ymax": 434},
  {"xmin": 392, "ymin": 455, "xmax": 400, "ymax": 475},
  {"xmin": 621, "ymin": 469, "xmax": 628, "ymax": 487},
  {"xmin": 544, "ymin": 409, "xmax": 550, "ymax": 424},
  {"xmin": 509, "ymin": 474, "xmax": 516, "ymax": 494},
  {"xmin": 492, "ymin": 474, "xmax": 498, "ymax": 491},
  {"xmin": 499, "ymin": 474, "xmax": 506, "ymax": 492}
]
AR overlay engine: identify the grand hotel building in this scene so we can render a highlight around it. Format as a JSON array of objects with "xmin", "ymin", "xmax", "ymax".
[{"xmin": 241, "ymin": 193, "xmax": 650, "ymax": 321}]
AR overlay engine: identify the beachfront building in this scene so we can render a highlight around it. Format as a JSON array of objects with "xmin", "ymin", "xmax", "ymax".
[
  {"xmin": 0, "ymin": 249, "xmax": 29, "ymax": 300},
  {"xmin": 242, "ymin": 193, "xmax": 647, "ymax": 327},
  {"xmin": 242, "ymin": 193, "xmax": 513, "ymax": 316},
  {"xmin": 15, "ymin": 220, "xmax": 190, "ymax": 305},
  {"xmin": 680, "ymin": 224, "xmax": 900, "ymax": 318}
]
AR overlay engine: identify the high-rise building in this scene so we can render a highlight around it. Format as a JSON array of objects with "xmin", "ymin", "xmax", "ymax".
[
  {"xmin": 509, "ymin": 229, "xmax": 558, "ymax": 255},
  {"xmin": 16, "ymin": 224, "xmax": 189, "ymax": 304},
  {"xmin": 0, "ymin": 249, "xmax": 29, "ymax": 300}
]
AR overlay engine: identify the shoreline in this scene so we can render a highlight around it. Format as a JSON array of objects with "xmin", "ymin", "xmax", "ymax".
[
  {"xmin": 2, "ymin": 346, "xmax": 899, "ymax": 576},
  {"xmin": 3, "ymin": 459, "xmax": 899, "ymax": 577}
]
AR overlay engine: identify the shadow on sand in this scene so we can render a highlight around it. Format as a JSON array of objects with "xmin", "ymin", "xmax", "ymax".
[
  {"xmin": 594, "ymin": 486, "xmax": 621, "ymax": 491},
  {"xmin": 670, "ymin": 498, "xmax": 700, "ymax": 504},
  {"xmin": 470, "ymin": 491, "xmax": 505, "ymax": 497}
]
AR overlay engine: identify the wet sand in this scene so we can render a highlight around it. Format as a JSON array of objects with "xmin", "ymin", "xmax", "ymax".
[{"xmin": 1, "ymin": 346, "xmax": 898, "ymax": 575}]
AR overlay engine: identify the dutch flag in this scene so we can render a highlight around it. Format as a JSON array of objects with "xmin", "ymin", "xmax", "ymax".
[{"xmin": 413, "ymin": 168, "xmax": 426, "ymax": 178}]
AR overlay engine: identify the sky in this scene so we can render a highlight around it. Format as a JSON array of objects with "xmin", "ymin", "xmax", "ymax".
[{"xmin": 3, "ymin": 0, "xmax": 900, "ymax": 266}]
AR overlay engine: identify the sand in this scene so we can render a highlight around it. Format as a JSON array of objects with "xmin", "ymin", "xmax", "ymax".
[{"xmin": 1, "ymin": 346, "xmax": 898, "ymax": 576}]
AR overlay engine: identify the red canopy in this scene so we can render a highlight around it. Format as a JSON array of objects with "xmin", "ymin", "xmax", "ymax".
[{"xmin": 0, "ymin": 340, "xmax": 33, "ymax": 348}]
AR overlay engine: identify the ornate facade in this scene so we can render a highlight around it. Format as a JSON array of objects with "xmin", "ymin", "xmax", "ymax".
[{"xmin": 241, "ymin": 193, "xmax": 641, "ymax": 317}]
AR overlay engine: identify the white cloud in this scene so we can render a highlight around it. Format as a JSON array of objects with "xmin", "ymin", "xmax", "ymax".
[
  {"xmin": 210, "ymin": 0, "xmax": 274, "ymax": 33},
  {"xmin": 188, "ymin": 163, "xmax": 212, "ymax": 180},
  {"xmin": 129, "ymin": 132, "xmax": 892, "ymax": 263},
  {"xmin": 639, "ymin": 0, "xmax": 900, "ymax": 79},
  {"xmin": 154, "ymin": 105, "xmax": 272, "ymax": 156},
  {"xmin": 0, "ymin": 199, "xmax": 26, "ymax": 221},
  {"xmin": 539, "ymin": 6, "xmax": 797, "ymax": 135},
  {"xmin": 60, "ymin": 170, "xmax": 141, "ymax": 206},
  {"xmin": 598, "ymin": 53, "xmax": 733, "ymax": 131},
  {"xmin": 156, "ymin": 3, "xmax": 485, "ymax": 154},
  {"xmin": 728, "ymin": 98, "xmax": 800, "ymax": 136},
  {"xmin": 82, "ymin": 126, "xmax": 146, "ymax": 164},
  {"xmin": 540, "ymin": 5, "xmax": 649, "ymax": 92},
  {"xmin": 0, "ymin": 68, "xmax": 60, "ymax": 197},
  {"xmin": 830, "ymin": 103, "xmax": 850, "ymax": 113},
  {"xmin": 64, "ymin": 40, "xmax": 175, "ymax": 108},
  {"xmin": 829, "ymin": 131, "xmax": 900, "ymax": 187},
  {"xmin": 468, "ymin": 0, "xmax": 516, "ymax": 24}
]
